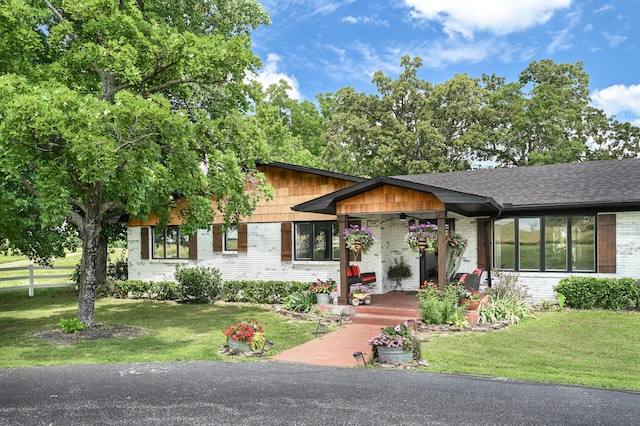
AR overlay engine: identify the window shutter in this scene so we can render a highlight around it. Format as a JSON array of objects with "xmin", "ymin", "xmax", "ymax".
[
  {"xmin": 597, "ymin": 214, "xmax": 616, "ymax": 273},
  {"xmin": 281, "ymin": 222, "xmax": 292, "ymax": 261},
  {"xmin": 348, "ymin": 220, "xmax": 362, "ymax": 261},
  {"xmin": 188, "ymin": 233, "xmax": 198, "ymax": 260},
  {"xmin": 238, "ymin": 224, "xmax": 248, "ymax": 252},
  {"xmin": 213, "ymin": 225, "xmax": 223, "ymax": 252},
  {"xmin": 141, "ymin": 227, "xmax": 150, "ymax": 259},
  {"xmin": 477, "ymin": 218, "xmax": 491, "ymax": 271}
]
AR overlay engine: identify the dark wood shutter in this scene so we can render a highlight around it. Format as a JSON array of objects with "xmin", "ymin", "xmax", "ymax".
[
  {"xmin": 348, "ymin": 220, "xmax": 362, "ymax": 261},
  {"xmin": 476, "ymin": 218, "xmax": 492, "ymax": 272},
  {"xmin": 141, "ymin": 227, "xmax": 150, "ymax": 259},
  {"xmin": 188, "ymin": 232, "xmax": 198, "ymax": 260},
  {"xmin": 238, "ymin": 224, "xmax": 248, "ymax": 253},
  {"xmin": 281, "ymin": 222, "xmax": 292, "ymax": 261},
  {"xmin": 597, "ymin": 214, "xmax": 616, "ymax": 273},
  {"xmin": 213, "ymin": 225, "xmax": 223, "ymax": 252}
]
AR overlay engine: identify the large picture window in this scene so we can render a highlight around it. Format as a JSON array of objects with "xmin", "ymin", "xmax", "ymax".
[
  {"xmin": 295, "ymin": 221, "xmax": 339, "ymax": 261},
  {"xmin": 153, "ymin": 226, "xmax": 190, "ymax": 259},
  {"xmin": 494, "ymin": 216, "xmax": 595, "ymax": 272}
]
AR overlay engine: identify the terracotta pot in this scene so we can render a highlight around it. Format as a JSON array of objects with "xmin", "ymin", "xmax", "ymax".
[{"xmin": 459, "ymin": 298, "xmax": 482, "ymax": 311}]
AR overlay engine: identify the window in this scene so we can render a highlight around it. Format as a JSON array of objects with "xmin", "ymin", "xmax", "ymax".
[
  {"xmin": 494, "ymin": 216, "xmax": 595, "ymax": 272},
  {"xmin": 224, "ymin": 227, "xmax": 238, "ymax": 252},
  {"xmin": 295, "ymin": 221, "xmax": 339, "ymax": 261},
  {"xmin": 152, "ymin": 226, "xmax": 190, "ymax": 259}
]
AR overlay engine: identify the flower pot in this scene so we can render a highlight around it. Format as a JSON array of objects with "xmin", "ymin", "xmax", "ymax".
[
  {"xmin": 316, "ymin": 293, "xmax": 330, "ymax": 305},
  {"xmin": 227, "ymin": 337, "xmax": 251, "ymax": 352},
  {"xmin": 465, "ymin": 309, "xmax": 480, "ymax": 326},
  {"xmin": 376, "ymin": 346, "xmax": 413, "ymax": 364},
  {"xmin": 459, "ymin": 298, "xmax": 482, "ymax": 311}
]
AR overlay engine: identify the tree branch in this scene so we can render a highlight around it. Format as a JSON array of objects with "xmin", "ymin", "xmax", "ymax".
[{"xmin": 44, "ymin": 0, "xmax": 66, "ymax": 22}]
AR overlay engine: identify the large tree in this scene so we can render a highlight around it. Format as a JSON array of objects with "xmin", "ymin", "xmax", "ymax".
[
  {"xmin": 323, "ymin": 56, "xmax": 487, "ymax": 176},
  {"xmin": 0, "ymin": 0, "xmax": 272, "ymax": 326}
]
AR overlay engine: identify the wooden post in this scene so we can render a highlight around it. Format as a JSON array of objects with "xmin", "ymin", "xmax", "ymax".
[
  {"xmin": 338, "ymin": 214, "xmax": 349, "ymax": 304},
  {"xmin": 437, "ymin": 211, "xmax": 447, "ymax": 289}
]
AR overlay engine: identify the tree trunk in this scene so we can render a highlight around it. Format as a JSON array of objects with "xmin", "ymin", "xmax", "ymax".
[{"xmin": 77, "ymin": 184, "xmax": 104, "ymax": 328}]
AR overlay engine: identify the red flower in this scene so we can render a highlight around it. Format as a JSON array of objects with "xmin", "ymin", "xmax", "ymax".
[{"xmin": 223, "ymin": 320, "xmax": 264, "ymax": 344}]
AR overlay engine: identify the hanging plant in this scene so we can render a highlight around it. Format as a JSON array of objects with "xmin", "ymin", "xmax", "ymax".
[
  {"xmin": 343, "ymin": 224, "xmax": 376, "ymax": 254},
  {"xmin": 404, "ymin": 222, "xmax": 437, "ymax": 253}
]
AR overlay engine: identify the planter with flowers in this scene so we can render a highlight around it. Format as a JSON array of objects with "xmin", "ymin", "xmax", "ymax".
[
  {"xmin": 309, "ymin": 278, "xmax": 337, "ymax": 305},
  {"xmin": 458, "ymin": 289, "xmax": 483, "ymax": 311},
  {"xmin": 404, "ymin": 222, "xmax": 438, "ymax": 254},
  {"xmin": 343, "ymin": 224, "xmax": 375, "ymax": 259},
  {"xmin": 348, "ymin": 283, "xmax": 371, "ymax": 306},
  {"xmin": 367, "ymin": 321, "xmax": 418, "ymax": 364},
  {"xmin": 223, "ymin": 319, "xmax": 266, "ymax": 352}
]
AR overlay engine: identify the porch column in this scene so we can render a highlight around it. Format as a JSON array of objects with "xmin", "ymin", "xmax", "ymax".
[
  {"xmin": 337, "ymin": 214, "xmax": 349, "ymax": 304},
  {"xmin": 437, "ymin": 211, "xmax": 447, "ymax": 289}
]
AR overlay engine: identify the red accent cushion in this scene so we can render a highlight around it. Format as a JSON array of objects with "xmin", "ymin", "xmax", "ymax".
[
  {"xmin": 347, "ymin": 265, "xmax": 361, "ymax": 277},
  {"xmin": 458, "ymin": 273, "xmax": 468, "ymax": 282},
  {"xmin": 472, "ymin": 269, "xmax": 482, "ymax": 276}
]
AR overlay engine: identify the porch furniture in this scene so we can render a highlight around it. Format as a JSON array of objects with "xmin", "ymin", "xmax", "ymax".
[{"xmin": 346, "ymin": 265, "xmax": 377, "ymax": 286}]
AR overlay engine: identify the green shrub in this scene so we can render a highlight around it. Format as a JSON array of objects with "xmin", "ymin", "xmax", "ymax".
[
  {"xmin": 111, "ymin": 280, "xmax": 182, "ymax": 300},
  {"xmin": 481, "ymin": 269, "xmax": 534, "ymax": 324},
  {"xmin": 219, "ymin": 280, "xmax": 310, "ymax": 304},
  {"xmin": 58, "ymin": 317, "xmax": 86, "ymax": 334},
  {"xmin": 554, "ymin": 277, "xmax": 640, "ymax": 310},
  {"xmin": 174, "ymin": 266, "xmax": 222, "ymax": 303},
  {"xmin": 418, "ymin": 283, "xmax": 465, "ymax": 325},
  {"xmin": 283, "ymin": 290, "xmax": 317, "ymax": 313},
  {"xmin": 480, "ymin": 296, "xmax": 535, "ymax": 324}
]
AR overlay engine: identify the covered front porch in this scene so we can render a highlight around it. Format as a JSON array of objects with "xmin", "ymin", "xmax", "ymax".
[{"xmin": 293, "ymin": 176, "xmax": 499, "ymax": 304}]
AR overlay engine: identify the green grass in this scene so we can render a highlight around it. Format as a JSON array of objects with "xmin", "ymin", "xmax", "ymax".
[
  {"xmin": 0, "ymin": 288, "xmax": 322, "ymax": 368},
  {"xmin": 2, "ymin": 290, "xmax": 640, "ymax": 391},
  {"xmin": 421, "ymin": 310, "xmax": 640, "ymax": 391}
]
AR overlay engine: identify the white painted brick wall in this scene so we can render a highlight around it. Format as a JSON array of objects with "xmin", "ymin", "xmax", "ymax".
[{"xmin": 128, "ymin": 212, "xmax": 638, "ymax": 303}]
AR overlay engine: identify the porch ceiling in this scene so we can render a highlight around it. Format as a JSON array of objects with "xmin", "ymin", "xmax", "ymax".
[{"xmin": 291, "ymin": 176, "xmax": 501, "ymax": 217}]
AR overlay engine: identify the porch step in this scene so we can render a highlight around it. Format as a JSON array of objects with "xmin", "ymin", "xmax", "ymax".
[{"xmin": 350, "ymin": 305, "xmax": 421, "ymax": 327}]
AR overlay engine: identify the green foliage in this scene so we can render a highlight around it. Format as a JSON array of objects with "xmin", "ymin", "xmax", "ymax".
[
  {"xmin": 480, "ymin": 296, "xmax": 536, "ymax": 324},
  {"xmin": 111, "ymin": 280, "xmax": 182, "ymax": 301},
  {"xmin": 554, "ymin": 277, "xmax": 640, "ymax": 310},
  {"xmin": 174, "ymin": 266, "xmax": 222, "ymax": 304},
  {"xmin": 555, "ymin": 292, "xmax": 566, "ymax": 309},
  {"xmin": 219, "ymin": 280, "xmax": 310, "ymax": 304},
  {"xmin": 58, "ymin": 317, "xmax": 86, "ymax": 334},
  {"xmin": 387, "ymin": 256, "xmax": 412, "ymax": 281},
  {"xmin": 283, "ymin": 291, "xmax": 317, "ymax": 313},
  {"xmin": 481, "ymin": 269, "xmax": 534, "ymax": 324},
  {"xmin": 418, "ymin": 283, "xmax": 465, "ymax": 325},
  {"xmin": 0, "ymin": 0, "xmax": 272, "ymax": 327}
]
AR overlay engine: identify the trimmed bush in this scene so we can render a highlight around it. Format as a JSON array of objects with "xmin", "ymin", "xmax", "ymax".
[
  {"xmin": 112, "ymin": 280, "xmax": 182, "ymax": 300},
  {"xmin": 219, "ymin": 280, "xmax": 310, "ymax": 304},
  {"xmin": 554, "ymin": 277, "xmax": 640, "ymax": 310},
  {"xmin": 174, "ymin": 266, "xmax": 222, "ymax": 304}
]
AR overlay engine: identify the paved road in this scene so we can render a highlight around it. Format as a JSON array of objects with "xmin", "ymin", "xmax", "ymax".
[{"xmin": 1, "ymin": 361, "xmax": 639, "ymax": 425}]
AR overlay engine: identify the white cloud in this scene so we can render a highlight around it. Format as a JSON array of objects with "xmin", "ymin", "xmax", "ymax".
[
  {"xmin": 342, "ymin": 15, "xmax": 389, "ymax": 26},
  {"xmin": 404, "ymin": 0, "xmax": 572, "ymax": 39},
  {"xmin": 254, "ymin": 53, "xmax": 302, "ymax": 100},
  {"xmin": 602, "ymin": 32, "xmax": 627, "ymax": 47},
  {"xmin": 592, "ymin": 84, "xmax": 640, "ymax": 125},
  {"xmin": 593, "ymin": 4, "xmax": 614, "ymax": 13}
]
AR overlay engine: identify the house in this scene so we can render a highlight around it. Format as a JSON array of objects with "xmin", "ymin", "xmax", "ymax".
[{"xmin": 127, "ymin": 158, "xmax": 640, "ymax": 303}]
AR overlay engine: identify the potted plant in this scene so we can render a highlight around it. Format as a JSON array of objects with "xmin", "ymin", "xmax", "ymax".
[
  {"xmin": 404, "ymin": 222, "xmax": 437, "ymax": 253},
  {"xmin": 458, "ymin": 289, "xmax": 482, "ymax": 310},
  {"xmin": 348, "ymin": 283, "xmax": 371, "ymax": 306},
  {"xmin": 343, "ymin": 224, "xmax": 375, "ymax": 254},
  {"xmin": 367, "ymin": 321, "xmax": 417, "ymax": 364},
  {"xmin": 222, "ymin": 319, "xmax": 266, "ymax": 352},
  {"xmin": 387, "ymin": 256, "xmax": 412, "ymax": 289},
  {"xmin": 309, "ymin": 278, "xmax": 337, "ymax": 305}
]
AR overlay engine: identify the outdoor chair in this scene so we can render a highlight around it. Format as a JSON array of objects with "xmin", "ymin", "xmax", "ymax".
[{"xmin": 346, "ymin": 265, "xmax": 377, "ymax": 286}]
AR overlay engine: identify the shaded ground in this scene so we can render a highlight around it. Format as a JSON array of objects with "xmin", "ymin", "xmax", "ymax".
[{"xmin": 30, "ymin": 324, "xmax": 147, "ymax": 344}]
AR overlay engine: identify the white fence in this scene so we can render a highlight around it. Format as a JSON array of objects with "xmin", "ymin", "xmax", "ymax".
[{"xmin": 0, "ymin": 265, "xmax": 76, "ymax": 296}]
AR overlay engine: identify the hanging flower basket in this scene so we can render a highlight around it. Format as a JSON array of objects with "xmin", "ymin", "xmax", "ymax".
[
  {"xmin": 404, "ymin": 222, "xmax": 437, "ymax": 253},
  {"xmin": 344, "ymin": 224, "xmax": 375, "ymax": 254}
]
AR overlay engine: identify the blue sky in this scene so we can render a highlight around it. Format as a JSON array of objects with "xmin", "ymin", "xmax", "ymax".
[{"xmin": 251, "ymin": 0, "xmax": 640, "ymax": 125}]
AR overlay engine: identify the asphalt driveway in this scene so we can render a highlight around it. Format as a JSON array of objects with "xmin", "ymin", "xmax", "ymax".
[{"xmin": 1, "ymin": 361, "xmax": 639, "ymax": 425}]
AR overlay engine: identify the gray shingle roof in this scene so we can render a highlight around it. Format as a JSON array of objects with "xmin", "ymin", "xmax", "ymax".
[{"xmin": 393, "ymin": 158, "xmax": 640, "ymax": 212}]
